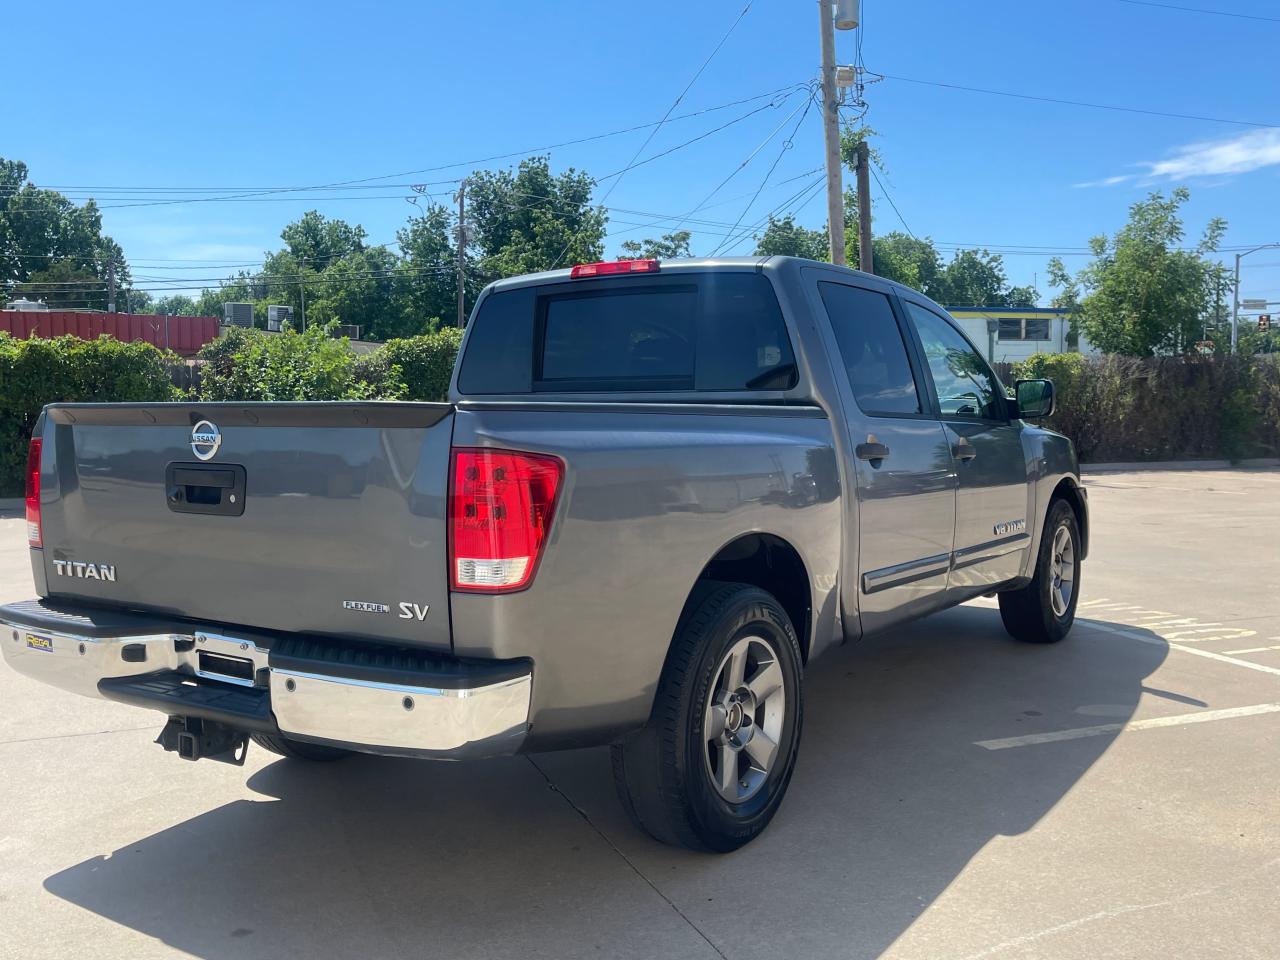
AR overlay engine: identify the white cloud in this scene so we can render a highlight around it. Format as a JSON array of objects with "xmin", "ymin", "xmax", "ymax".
[
  {"xmin": 1074, "ymin": 175, "xmax": 1132, "ymax": 188},
  {"xmin": 1076, "ymin": 128, "xmax": 1280, "ymax": 187}
]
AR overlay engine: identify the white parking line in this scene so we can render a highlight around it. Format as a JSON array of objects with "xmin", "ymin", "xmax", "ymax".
[
  {"xmin": 975, "ymin": 702, "xmax": 1280, "ymax": 750},
  {"xmin": 1223, "ymin": 644, "xmax": 1280, "ymax": 655},
  {"xmin": 1082, "ymin": 619, "xmax": 1280, "ymax": 678}
]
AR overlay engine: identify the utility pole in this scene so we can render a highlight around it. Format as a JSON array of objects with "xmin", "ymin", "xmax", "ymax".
[
  {"xmin": 455, "ymin": 178, "xmax": 468, "ymax": 328},
  {"xmin": 107, "ymin": 259, "xmax": 116, "ymax": 313},
  {"xmin": 855, "ymin": 140, "xmax": 873, "ymax": 273},
  {"xmin": 818, "ymin": 1, "xmax": 846, "ymax": 266},
  {"xmin": 1232, "ymin": 253, "xmax": 1241, "ymax": 354},
  {"xmin": 299, "ymin": 279, "xmax": 307, "ymax": 332}
]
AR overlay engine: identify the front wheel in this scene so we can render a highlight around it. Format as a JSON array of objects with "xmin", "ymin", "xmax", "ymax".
[
  {"xmin": 611, "ymin": 582, "xmax": 804, "ymax": 852},
  {"xmin": 999, "ymin": 498, "xmax": 1081, "ymax": 644}
]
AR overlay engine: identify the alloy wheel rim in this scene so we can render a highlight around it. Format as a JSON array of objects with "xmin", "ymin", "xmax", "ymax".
[
  {"xmin": 703, "ymin": 635, "xmax": 786, "ymax": 803},
  {"xmin": 1049, "ymin": 523, "xmax": 1076, "ymax": 618}
]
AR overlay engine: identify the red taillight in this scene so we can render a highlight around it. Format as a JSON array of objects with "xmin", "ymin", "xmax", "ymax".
[
  {"xmin": 449, "ymin": 448, "xmax": 563, "ymax": 592},
  {"xmin": 569, "ymin": 258, "xmax": 659, "ymax": 279},
  {"xmin": 25, "ymin": 437, "xmax": 42, "ymax": 548}
]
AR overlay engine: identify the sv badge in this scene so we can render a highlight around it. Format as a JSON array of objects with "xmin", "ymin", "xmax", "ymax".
[{"xmin": 398, "ymin": 602, "xmax": 430, "ymax": 621}]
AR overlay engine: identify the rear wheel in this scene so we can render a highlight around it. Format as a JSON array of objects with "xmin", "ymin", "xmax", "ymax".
[
  {"xmin": 611, "ymin": 582, "xmax": 803, "ymax": 852},
  {"xmin": 250, "ymin": 732, "xmax": 352, "ymax": 761},
  {"xmin": 999, "ymin": 498, "xmax": 1081, "ymax": 644}
]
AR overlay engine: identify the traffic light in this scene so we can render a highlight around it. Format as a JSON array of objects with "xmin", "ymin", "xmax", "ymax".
[{"xmin": 1260, "ymin": 314, "xmax": 1271, "ymax": 332}]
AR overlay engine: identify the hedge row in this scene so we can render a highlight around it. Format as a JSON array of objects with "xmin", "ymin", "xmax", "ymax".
[
  {"xmin": 1012, "ymin": 352, "xmax": 1280, "ymax": 463},
  {"xmin": 0, "ymin": 326, "xmax": 466, "ymax": 494},
  {"xmin": 0, "ymin": 332, "xmax": 179, "ymax": 494}
]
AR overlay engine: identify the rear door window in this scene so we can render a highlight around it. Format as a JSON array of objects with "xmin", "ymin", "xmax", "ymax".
[
  {"xmin": 458, "ymin": 271, "xmax": 797, "ymax": 394},
  {"xmin": 817, "ymin": 282, "xmax": 923, "ymax": 416}
]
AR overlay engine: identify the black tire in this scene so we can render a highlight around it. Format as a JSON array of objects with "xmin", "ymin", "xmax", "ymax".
[
  {"xmin": 999, "ymin": 498, "xmax": 1081, "ymax": 644},
  {"xmin": 250, "ymin": 732, "xmax": 352, "ymax": 761},
  {"xmin": 610, "ymin": 581, "xmax": 804, "ymax": 853}
]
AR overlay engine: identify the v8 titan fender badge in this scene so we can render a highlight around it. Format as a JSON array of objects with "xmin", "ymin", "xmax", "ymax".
[
  {"xmin": 993, "ymin": 518, "xmax": 1027, "ymax": 536},
  {"xmin": 191, "ymin": 420, "xmax": 221, "ymax": 461}
]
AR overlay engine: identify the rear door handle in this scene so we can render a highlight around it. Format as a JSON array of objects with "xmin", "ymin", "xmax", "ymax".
[
  {"xmin": 855, "ymin": 441, "xmax": 891, "ymax": 462},
  {"xmin": 953, "ymin": 438, "xmax": 978, "ymax": 462}
]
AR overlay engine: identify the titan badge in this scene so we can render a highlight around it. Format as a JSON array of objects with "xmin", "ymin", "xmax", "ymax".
[{"xmin": 52, "ymin": 560, "xmax": 117, "ymax": 581}]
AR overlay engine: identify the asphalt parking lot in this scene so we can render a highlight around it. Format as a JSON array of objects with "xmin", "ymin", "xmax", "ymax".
[{"xmin": 2, "ymin": 467, "xmax": 1278, "ymax": 960}]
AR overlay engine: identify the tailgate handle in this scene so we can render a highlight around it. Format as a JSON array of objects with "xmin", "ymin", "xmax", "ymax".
[
  {"xmin": 171, "ymin": 467, "xmax": 235, "ymax": 488},
  {"xmin": 166, "ymin": 462, "xmax": 247, "ymax": 517}
]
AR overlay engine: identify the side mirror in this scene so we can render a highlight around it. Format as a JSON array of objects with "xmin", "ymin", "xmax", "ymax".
[{"xmin": 1014, "ymin": 378, "xmax": 1055, "ymax": 420}]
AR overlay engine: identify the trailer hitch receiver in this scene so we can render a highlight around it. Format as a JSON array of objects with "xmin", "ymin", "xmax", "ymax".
[{"xmin": 157, "ymin": 716, "xmax": 249, "ymax": 765}]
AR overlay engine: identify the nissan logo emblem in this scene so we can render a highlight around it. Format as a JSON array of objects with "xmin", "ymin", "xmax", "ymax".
[{"xmin": 191, "ymin": 420, "xmax": 222, "ymax": 461}]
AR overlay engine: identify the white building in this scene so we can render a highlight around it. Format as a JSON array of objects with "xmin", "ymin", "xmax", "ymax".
[{"xmin": 945, "ymin": 306, "xmax": 1097, "ymax": 364}]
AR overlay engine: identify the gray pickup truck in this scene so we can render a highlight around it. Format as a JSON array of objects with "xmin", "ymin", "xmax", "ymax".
[{"xmin": 4, "ymin": 256, "xmax": 1087, "ymax": 851}]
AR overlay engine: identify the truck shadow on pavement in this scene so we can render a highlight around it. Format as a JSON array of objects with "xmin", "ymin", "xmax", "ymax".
[{"xmin": 44, "ymin": 604, "xmax": 1169, "ymax": 960}]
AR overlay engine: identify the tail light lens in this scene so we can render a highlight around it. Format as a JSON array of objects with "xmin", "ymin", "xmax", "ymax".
[
  {"xmin": 25, "ymin": 437, "xmax": 42, "ymax": 548},
  {"xmin": 449, "ymin": 448, "xmax": 563, "ymax": 592}
]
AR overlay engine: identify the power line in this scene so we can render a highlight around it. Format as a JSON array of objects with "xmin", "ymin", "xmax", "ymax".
[
  {"xmin": 708, "ymin": 94, "xmax": 819, "ymax": 256},
  {"xmin": 548, "ymin": 2, "xmax": 757, "ymax": 269},
  {"xmin": 1117, "ymin": 0, "xmax": 1280, "ymax": 23},
  {"xmin": 595, "ymin": 94, "xmax": 800, "ymax": 183},
  {"xmin": 880, "ymin": 73, "xmax": 1278, "ymax": 128},
  {"xmin": 3, "ymin": 83, "xmax": 800, "ymax": 213},
  {"xmin": 668, "ymin": 88, "xmax": 819, "ymax": 239},
  {"xmin": 713, "ymin": 174, "xmax": 827, "ymax": 256},
  {"xmin": 868, "ymin": 165, "xmax": 915, "ymax": 239},
  {"xmin": 601, "ymin": 1, "xmax": 754, "ymax": 206}
]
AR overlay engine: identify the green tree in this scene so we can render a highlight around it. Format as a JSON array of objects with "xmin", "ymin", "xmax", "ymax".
[
  {"xmin": 395, "ymin": 203, "xmax": 468, "ymax": 332},
  {"xmin": 12, "ymin": 260, "xmax": 104, "ymax": 309},
  {"xmin": 1046, "ymin": 256, "xmax": 1083, "ymax": 349},
  {"xmin": 870, "ymin": 233, "xmax": 943, "ymax": 293},
  {"xmin": 753, "ymin": 214, "xmax": 828, "ymax": 260},
  {"xmin": 279, "ymin": 210, "xmax": 367, "ymax": 269},
  {"xmin": 1056, "ymin": 188, "xmax": 1226, "ymax": 356},
  {"xmin": 619, "ymin": 230, "xmax": 692, "ymax": 260},
  {"xmin": 137, "ymin": 294, "xmax": 197, "ymax": 316},
  {"xmin": 467, "ymin": 156, "xmax": 606, "ymax": 276},
  {"xmin": 935, "ymin": 249, "xmax": 1013, "ymax": 307},
  {"xmin": 306, "ymin": 245, "xmax": 402, "ymax": 340},
  {"xmin": 1, "ymin": 157, "xmax": 131, "ymax": 308}
]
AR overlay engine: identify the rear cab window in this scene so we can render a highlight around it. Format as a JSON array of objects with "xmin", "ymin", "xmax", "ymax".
[{"xmin": 458, "ymin": 271, "xmax": 796, "ymax": 395}]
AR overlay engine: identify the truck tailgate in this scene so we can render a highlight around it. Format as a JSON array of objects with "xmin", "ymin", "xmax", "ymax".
[{"xmin": 34, "ymin": 402, "xmax": 454, "ymax": 652}]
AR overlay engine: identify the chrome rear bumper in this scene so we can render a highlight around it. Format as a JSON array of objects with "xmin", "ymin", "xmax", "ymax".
[{"xmin": 1, "ymin": 602, "xmax": 531, "ymax": 759}]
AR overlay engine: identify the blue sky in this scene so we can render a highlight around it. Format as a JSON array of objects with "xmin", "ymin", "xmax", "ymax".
[{"xmin": 5, "ymin": 0, "xmax": 1278, "ymax": 307}]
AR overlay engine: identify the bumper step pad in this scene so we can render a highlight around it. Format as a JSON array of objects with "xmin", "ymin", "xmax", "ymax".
[{"xmin": 99, "ymin": 673, "xmax": 276, "ymax": 732}]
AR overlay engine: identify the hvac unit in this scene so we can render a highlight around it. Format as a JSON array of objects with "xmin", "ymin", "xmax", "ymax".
[
  {"xmin": 4, "ymin": 298, "xmax": 49, "ymax": 311},
  {"xmin": 223, "ymin": 302, "xmax": 254, "ymax": 328},
  {"xmin": 266, "ymin": 304, "xmax": 293, "ymax": 332}
]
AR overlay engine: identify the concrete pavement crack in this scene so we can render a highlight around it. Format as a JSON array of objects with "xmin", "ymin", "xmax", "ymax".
[
  {"xmin": 525, "ymin": 755, "xmax": 730, "ymax": 960},
  {"xmin": 0, "ymin": 723, "xmax": 155, "ymax": 746}
]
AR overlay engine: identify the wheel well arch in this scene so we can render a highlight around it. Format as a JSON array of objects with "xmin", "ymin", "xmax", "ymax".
[
  {"xmin": 1050, "ymin": 477, "xmax": 1088, "ymax": 559},
  {"xmin": 685, "ymin": 533, "xmax": 813, "ymax": 662}
]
